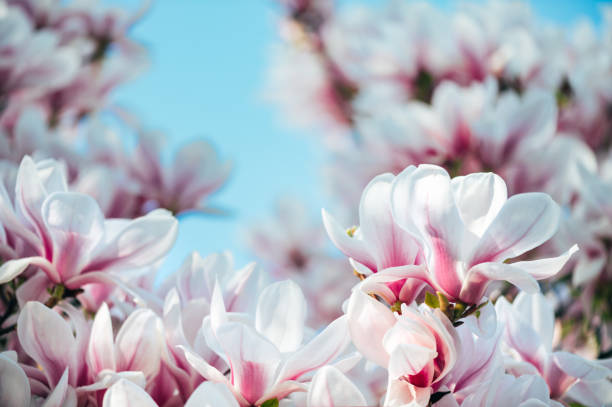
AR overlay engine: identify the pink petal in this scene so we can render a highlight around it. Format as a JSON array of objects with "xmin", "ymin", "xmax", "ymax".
[
  {"xmin": 321, "ymin": 209, "xmax": 375, "ymax": 269},
  {"xmin": 115, "ymin": 309, "xmax": 163, "ymax": 380},
  {"xmin": 87, "ymin": 303, "xmax": 117, "ymax": 374},
  {"xmin": 185, "ymin": 382, "xmax": 240, "ymax": 407},
  {"xmin": 0, "ymin": 351, "xmax": 31, "ymax": 407},
  {"xmin": 17, "ymin": 302, "xmax": 77, "ymax": 387}
]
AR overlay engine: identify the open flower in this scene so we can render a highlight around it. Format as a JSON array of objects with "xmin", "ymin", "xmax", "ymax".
[
  {"xmin": 0, "ymin": 156, "xmax": 178, "ymax": 296},
  {"xmin": 496, "ymin": 292, "xmax": 612, "ymax": 403},
  {"xmin": 389, "ymin": 164, "xmax": 577, "ymax": 304},
  {"xmin": 346, "ymin": 289, "xmax": 460, "ymax": 406},
  {"xmin": 181, "ymin": 280, "xmax": 351, "ymax": 406}
]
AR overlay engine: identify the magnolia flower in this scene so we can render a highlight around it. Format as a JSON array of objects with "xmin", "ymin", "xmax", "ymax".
[
  {"xmin": 327, "ymin": 164, "xmax": 576, "ymax": 305},
  {"xmin": 389, "ymin": 164, "xmax": 576, "ymax": 304},
  {"xmin": 181, "ymin": 280, "xmax": 351, "ymax": 406},
  {"xmin": 102, "ymin": 379, "xmax": 158, "ymax": 407},
  {"xmin": 496, "ymin": 292, "xmax": 612, "ymax": 403},
  {"xmin": 346, "ymin": 289, "xmax": 459, "ymax": 406},
  {"xmin": 130, "ymin": 132, "xmax": 231, "ymax": 215},
  {"xmin": 0, "ymin": 156, "xmax": 178, "ymax": 297},
  {"xmin": 16, "ymin": 300, "xmax": 163, "ymax": 405}
]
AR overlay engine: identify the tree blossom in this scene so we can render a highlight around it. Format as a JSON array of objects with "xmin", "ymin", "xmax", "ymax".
[
  {"xmin": 496, "ymin": 292, "xmax": 612, "ymax": 403},
  {"xmin": 0, "ymin": 156, "xmax": 178, "ymax": 298},
  {"xmin": 181, "ymin": 280, "xmax": 351, "ymax": 406}
]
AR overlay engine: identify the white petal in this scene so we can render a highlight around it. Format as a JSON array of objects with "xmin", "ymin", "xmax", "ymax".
[
  {"xmin": 185, "ymin": 382, "xmax": 239, "ymax": 407},
  {"xmin": 307, "ymin": 366, "xmax": 367, "ymax": 407},
  {"xmin": 102, "ymin": 379, "xmax": 157, "ymax": 407},
  {"xmin": 115, "ymin": 309, "xmax": 163, "ymax": 379},
  {"xmin": 87, "ymin": 303, "xmax": 116, "ymax": 374},
  {"xmin": 255, "ymin": 280, "xmax": 306, "ymax": 353},
  {"xmin": 469, "ymin": 193, "xmax": 561, "ymax": 265},
  {"xmin": 0, "ymin": 352, "xmax": 30, "ymax": 407}
]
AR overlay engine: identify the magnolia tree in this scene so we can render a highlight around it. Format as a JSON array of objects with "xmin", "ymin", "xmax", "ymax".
[{"xmin": 0, "ymin": 0, "xmax": 611, "ymax": 406}]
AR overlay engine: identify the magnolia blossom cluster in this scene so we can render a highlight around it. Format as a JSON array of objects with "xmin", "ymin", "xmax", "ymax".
[
  {"xmin": 268, "ymin": 0, "xmax": 612, "ymax": 357},
  {"xmin": 0, "ymin": 0, "xmax": 230, "ymax": 217},
  {"xmin": 1, "ymin": 156, "xmax": 611, "ymax": 406}
]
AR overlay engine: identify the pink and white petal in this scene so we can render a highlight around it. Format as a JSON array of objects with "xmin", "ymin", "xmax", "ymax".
[
  {"xmin": 461, "ymin": 262, "xmax": 540, "ymax": 304},
  {"xmin": 216, "ymin": 322, "xmax": 281, "ymax": 405},
  {"xmin": 42, "ymin": 192, "xmax": 105, "ymax": 281},
  {"xmin": 0, "ymin": 351, "xmax": 31, "ymax": 407},
  {"xmin": 257, "ymin": 381, "xmax": 307, "ymax": 406},
  {"xmin": 41, "ymin": 368, "xmax": 76, "ymax": 407},
  {"xmin": 0, "ymin": 256, "xmax": 53, "ymax": 284},
  {"xmin": 359, "ymin": 173, "xmax": 421, "ymax": 269},
  {"xmin": 17, "ymin": 302, "xmax": 77, "ymax": 387},
  {"xmin": 255, "ymin": 280, "xmax": 306, "ymax": 353},
  {"xmin": 307, "ymin": 366, "xmax": 367, "ymax": 407},
  {"xmin": 387, "ymin": 343, "xmax": 436, "ymax": 380},
  {"xmin": 510, "ymin": 245, "xmax": 578, "ymax": 280},
  {"xmin": 469, "ymin": 193, "xmax": 561, "ymax": 265},
  {"xmin": 87, "ymin": 303, "xmax": 117, "ymax": 374},
  {"xmin": 552, "ymin": 351, "xmax": 610, "ymax": 382},
  {"xmin": 391, "ymin": 165, "xmax": 466, "ymax": 297},
  {"xmin": 16, "ymin": 271, "xmax": 51, "ymax": 307},
  {"xmin": 115, "ymin": 309, "xmax": 163, "ymax": 379},
  {"xmin": 321, "ymin": 209, "xmax": 375, "ymax": 269},
  {"xmin": 102, "ymin": 379, "xmax": 157, "ymax": 407},
  {"xmin": 565, "ymin": 376, "xmax": 612, "ymax": 407},
  {"xmin": 277, "ymin": 315, "xmax": 350, "ymax": 383},
  {"xmin": 451, "ymin": 172, "xmax": 507, "ymax": 238},
  {"xmin": 87, "ymin": 209, "xmax": 178, "ymax": 272},
  {"xmin": 185, "ymin": 382, "xmax": 240, "ymax": 407},
  {"xmin": 0, "ymin": 181, "xmax": 40, "ymax": 251},
  {"xmin": 345, "ymin": 290, "xmax": 395, "ymax": 367},
  {"xmin": 359, "ymin": 264, "xmax": 430, "ymax": 304}
]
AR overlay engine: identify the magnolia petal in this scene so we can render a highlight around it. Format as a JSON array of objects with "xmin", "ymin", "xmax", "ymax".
[
  {"xmin": 277, "ymin": 315, "xmax": 350, "ymax": 383},
  {"xmin": 0, "ymin": 256, "xmax": 54, "ymax": 284},
  {"xmin": 115, "ymin": 309, "xmax": 163, "ymax": 379},
  {"xmin": 42, "ymin": 368, "xmax": 76, "ymax": 407},
  {"xmin": 461, "ymin": 262, "xmax": 539, "ymax": 304},
  {"xmin": 216, "ymin": 322, "xmax": 281, "ymax": 405},
  {"xmin": 87, "ymin": 303, "xmax": 117, "ymax": 374},
  {"xmin": 359, "ymin": 173, "xmax": 421, "ymax": 269},
  {"xmin": 553, "ymin": 351, "xmax": 611, "ymax": 382},
  {"xmin": 88, "ymin": 209, "xmax": 178, "ymax": 272},
  {"xmin": 17, "ymin": 302, "xmax": 77, "ymax": 387},
  {"xmin": 185, "ymin": 382, "xmax": 239, "ymax": 407},
  {"xmin": 321, "ymin": 209, "xmax": 374, "ymax": 269},
  {"xmin": 509, "ymin": 245, "xmax": 578, "ymax": 280},
  {"xmin": 255, "ymin": 280, "xmax": 306, "ymax": 353},
  {"xmin": 307, "ymin": 366, "xmax": 367, "ymax": 407},
  {"xmin": 387, "ymin": 343, "xmax": 436, "ymax": 379},
  {"xmin": 102, "ymin": 379, "xmax": 157, "ymax": 407},
  {"xmin": 0, "ymin": 351, "xmax": 31, "ymax": 407},
  {"xmin": 345, "ymin": 290, "xmax": 394, "ymax": 367},
  {"xmin": 513, "ymin": 293, "xmax": 555, "ymax": 352},
  {"xmin": 470, "ymin": 193, "xmax": 561, "ymax": 265},
  {"xmin": 451, "ymin": 172, "xmax": 507, "ymax": 238}
]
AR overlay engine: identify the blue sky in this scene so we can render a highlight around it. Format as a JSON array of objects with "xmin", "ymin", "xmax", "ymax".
[{"xmin": 111, "ymin": 0, "xmax": 605, "ymax": 273}]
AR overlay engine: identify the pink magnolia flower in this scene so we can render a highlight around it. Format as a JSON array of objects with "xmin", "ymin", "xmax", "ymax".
[
  {"xmin": 17, "ymin": 300, "xmax": 165, "ymax": 406},
  {"xmin": 0, "ymin": 156, "xmax": 178, "ymax": 296},
  {"xmin": 389, "ymin": 164, "xmax": 576, "ymax": 304},
  {"xmin": 181, "ymin": 280, "xmax": 351, "ymax": 406},
  {"xmin": 495, "ymin": 292, "xmax": 612, "ymax": 402},
  {"xmin": 346, "ymin": 289, "xmax": 459, "ymax": 406},
  {"xmin": 130, "ymin": 132, "xmax": 231, "ymax": 215}
]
